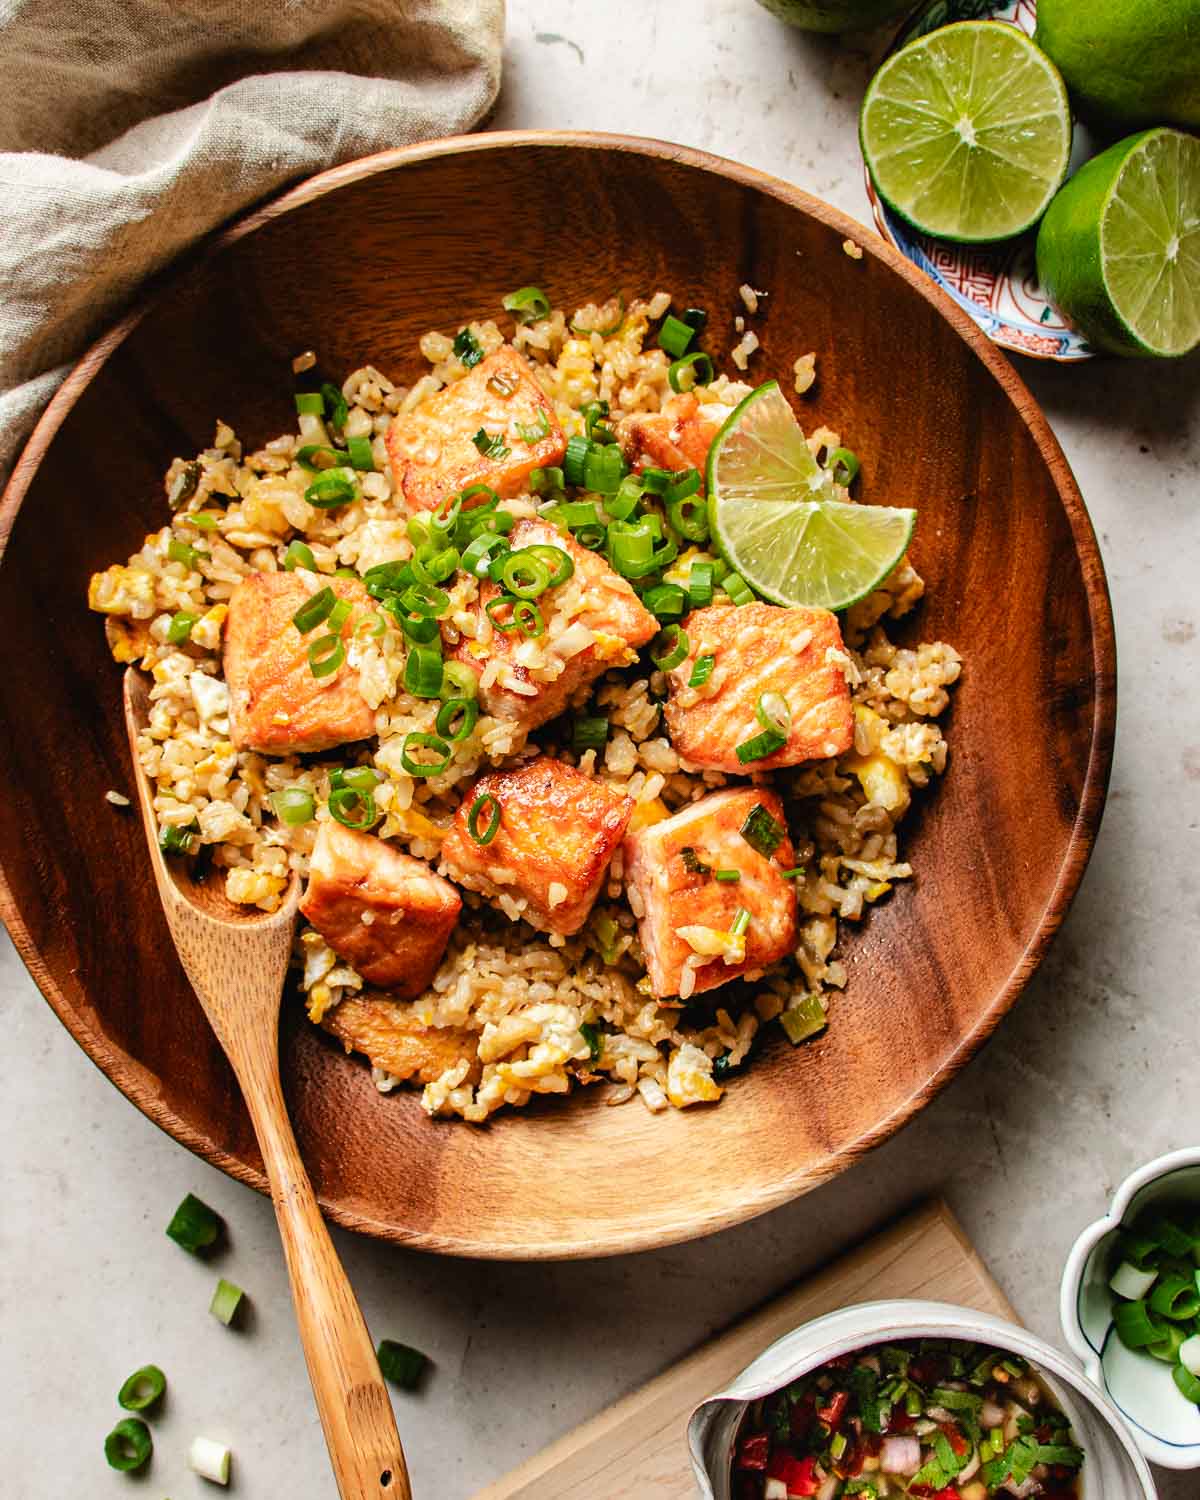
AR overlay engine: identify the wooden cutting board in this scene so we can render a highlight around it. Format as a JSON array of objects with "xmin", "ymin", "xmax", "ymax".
[{"xmin": 473, "ymin": 1199, "xmax": 1016, "ymax": 1500}]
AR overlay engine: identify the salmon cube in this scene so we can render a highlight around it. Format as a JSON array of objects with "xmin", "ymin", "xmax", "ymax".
[
  {"xmin": 664, "ymin": 602, "xmax": 853, "ymax": 772},
  {"xmin": 386, "ymin": 346, "xmax": 566, "ymax": 513},
  {"xmin": 450, "ymin": 518, "xmax": 657, "ymax": 735},
  {"xmin": 440, "ymin": 756, "xmax": 633, "ymax": 936},
  {"xmin": 322, "ymin": 992, "xmax": 479, "ymax": 1086},
  {"xmin": 300, "ymin": 821, "xmax": 461, "ymax": 997},
  {"xmin": 224, "ymin": 569, "xmax": 375, "ymax": 754},
  {"xmin": 615, "ymin": 392, "xmax": 728, "ymax": 481},
  {"xmin": 624, "ymin": 787, "xmax": 798, "ymax": 1000}
]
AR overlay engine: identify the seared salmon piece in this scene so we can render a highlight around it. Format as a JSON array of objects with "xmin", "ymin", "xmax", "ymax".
[
  {"xmin": 624, "ymin": 787, "xmax": 797, "ymax": 1000},
  {"xmin": 322, "ymin": 992, "xmax": 479, "ymax": 1085},
  {"xmin": 615, "ymin": 392, "xmax": 728, "ymax": 480},
  {"xmin": 664, "ymin": 602, "xmax": 853, "ymax": 772},
  {"xmin": 300, "ymin": 821, "xmax": 461, "ymax": 996},
  {"xmin": 450, "ymin": 518, "xmax": 656, "ymax": 735},
  {"xmin": 224, "ymin": 569, "xmax": 375, "ymax": 754},
  {"xmin": 441, "ymin": 756, "xmax": 633, "ymax": 936},
  {"xmin": 386, "ymin": 346, "xmax": 566, "ymax": 513}
]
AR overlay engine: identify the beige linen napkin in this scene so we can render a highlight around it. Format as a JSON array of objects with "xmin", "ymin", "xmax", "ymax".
[{"xmin": 0, "ymin": 0, "xmax": 505, "ymax": 486}]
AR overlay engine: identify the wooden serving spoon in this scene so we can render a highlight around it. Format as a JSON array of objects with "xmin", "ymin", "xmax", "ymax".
[{"xmin": 124, "ymin": 669, "xmax": 411, "ymax": 1500}]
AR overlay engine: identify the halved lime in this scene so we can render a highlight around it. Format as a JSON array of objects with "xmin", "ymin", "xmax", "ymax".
[
  {"xmin": 706, "ymin": 382, "xmax": 916, "ymax": 613},
  {"xmin": 860, "ymin": 20, "xmax": 1073, "ymax": 244},
  {"xmin": 1036, "ymin": 127, "xmax": 1200, "ymax": 359}
]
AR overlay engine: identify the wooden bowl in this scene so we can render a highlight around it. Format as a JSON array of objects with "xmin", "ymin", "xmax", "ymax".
[{"xmin": 0, "ymin": 133, "xmax": 1115, "ymax": 1258}]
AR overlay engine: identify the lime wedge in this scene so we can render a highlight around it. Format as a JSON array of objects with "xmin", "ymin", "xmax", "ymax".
[
  {"xmin": 860, "ymin": 20, "xmax": 1072, "ymax": 243},
  {"xmin": 1036, "ymin": 127, "xmax": 1200, "ymax": 359},
  {"xmin": 706, "ymin": 383, "xmax": 915, "ymax": 612}
]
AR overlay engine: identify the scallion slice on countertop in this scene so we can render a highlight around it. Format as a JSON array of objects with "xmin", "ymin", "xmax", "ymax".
[
  {"xmin": 377, "ymin": 1339, "xmax": 429, "ymax": 1391},
  {"xmin": 105, "ymin": 1417, "xmax": 152, "ymax": 1472},
  {"xmin": 467, "ymin": 792, "xmax": 501, "ymax": 846},
  {"xmin": 739, "ymin": 803, "xmax": 785, "ymax": 859},
  {"xmin": 210, "ymin": 1278, "xmax": 245, "ymax": 1327},
  {"xmin": 118, "ymin": 1364, "xmax": 166, "ymax": 1412},
  {"xmin": 502, "ymin": 285, "xmax": 551, "ymax": 324},
  {"xmin": 165, "ymin": 1192, "xmax": 223, "ymax": 1255},
  {"xmin": 189, "ymin": 1436, "xmax": 232, "ymax": 1485}
]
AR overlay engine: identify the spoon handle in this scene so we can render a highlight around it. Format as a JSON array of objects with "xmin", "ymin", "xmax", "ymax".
[{"xmin": 232, "ymin": 1037, "xmax": 412, "ymax": 1500}]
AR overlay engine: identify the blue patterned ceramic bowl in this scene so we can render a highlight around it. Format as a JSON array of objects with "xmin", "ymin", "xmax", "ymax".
[
  {"xmin": 864, "ymin": 0, "xmax": 1097, "ymax": 361},
  {"xmin": 1062, "ymin": 1148, "xmax": 1200, "ymax": 1470}
]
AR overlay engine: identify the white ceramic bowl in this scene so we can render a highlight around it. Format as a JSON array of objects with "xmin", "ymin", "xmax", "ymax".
[
  {"xmin": 689, "ymin": 1300, "xmax": 1157, "ymax": 1499},
  {"xmin": 1062, "ymin": 1147, "xmax": 1200, "ymax": 1470}
]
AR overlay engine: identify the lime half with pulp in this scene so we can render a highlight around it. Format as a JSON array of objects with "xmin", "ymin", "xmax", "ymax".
[
  {"xmin": 706, "ymin": 383, "xmax": 915, "ymax": 613},
  {"xmin": 1036, "ymin": 127, "xmax": 1200, "ymax": 359},
  {"xmin": 860, "ymin": 20, "xmax": 1072, "ymax": 243}
]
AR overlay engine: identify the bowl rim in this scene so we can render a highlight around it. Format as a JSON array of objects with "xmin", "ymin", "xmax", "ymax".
[
  {"xmin": 0, "ymin": 130, "xmax": 1118, "ymax": 1257},
  {"xmin": 689, "ymin": 1299, "xmax": 1158, "ymax": 1498},
  {"xmin": 1061, "ymin": 1147, "xmax": 1200, "ymax": 1469}
]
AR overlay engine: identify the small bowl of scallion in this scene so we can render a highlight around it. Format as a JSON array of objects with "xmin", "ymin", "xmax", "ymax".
[{"xmin": 1062, "ymin": 1145, "xmax": 1200, "ymax": 1470}]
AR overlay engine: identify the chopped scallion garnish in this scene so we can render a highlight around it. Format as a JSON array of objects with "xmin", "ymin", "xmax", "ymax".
[
  {"xmin": 167, "ymin": 610, "xmax": 198, "ymax": 645},
  {"xmin": 400, "ymin": 732, "xmax": 451, "ymax": 778},
  {"xmin": 714, "ymin": 869, "xmax": 742, "ymax": 883},
  {"xmin": 735, "ymin": 727, "xmax": 787, "ymax": 764},
  {"xmin": 118, "ymin": 1365, "xmax": 166, "ymax": 1413},
  {"xmin": 292, "ymin": 586, "xmax": 335, "ymax": 634},
  {"xmin": 740, "ymin": 803, "xmax": 785, "ymax": 859},
  {"xmin": 271, "ymin": 787, "xmax": 315, "ymax": 826},
  {"xmin": 328, "ymin": 785, "xmax": 378, "ymax": 831},
  {"xmin": 572, "ymin": 715, "xmax": 609, "ymax": 752},
  {"xmin": 729, "ymin": 907, "xmax": 751, "ymax": 938},
  {"xmin": 405, "ymin": 643, "xmax": 445, "ymax": 699},
  {"xmin": 689, "ymin": 653, "xmax": 715, "ymax": 688},
  {"xmin": 502, "ymin": 285, "xmax": 551, "ymax": 324},
  {"xmin": 650, "ymin": 624, "xmax": 689, "ymax": 671},
  {"xmin": 283, "ymin": 540, "xmax": 316, "ymax": 572},
  {"xmin": 472, "ymin": 427, "xmax": 511, "ymax": 461},
  {"xmin": 680, "ymin": 847, "xmax": 711, "ymax": 876},
  {"xmin": 453, "ymin": 327, "xmax": 484, "ymax": 368},
  {"xmin": 579, "ymin": 1022, "xmax": 604, "ymax": 1062},
  {"xmin": 668, "ymin": 351, "xmax": 714, "ymax": 393},
  {"xmin": 467, "ymin": 792, "xmax": 501, "ymax": 845},
  {"xmin": 308, "ymin": 633, "xmax": 345, "ymax": 679},
  {"xmin": 436, "ymin": 697, "xmax": 479, "ymax": 743},
  {"xmin": 659, "ymin": 314, "xmax": 695, "ymax": 359}
]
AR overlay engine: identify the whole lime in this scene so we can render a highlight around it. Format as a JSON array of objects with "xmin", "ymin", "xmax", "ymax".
[
  {"xmin": 753, "ymin": 0, "xmax": 912, "ymax": 32},
  {"xmin": 1035, "ymin": 0, "xmax": 1200, "ymax": 130}
]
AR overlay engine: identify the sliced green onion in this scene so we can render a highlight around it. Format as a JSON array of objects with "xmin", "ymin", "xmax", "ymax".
[
  {"xmin": 321, "ymin": 380, "xmax": 349, "ymax": 433},
  {"xmin": 740, "ymin": 803, "xmax": 786, "ymax": 858},
  {"xmin": 296, "ymin": 443, "xmax": 350, "ymax": 472},
  {"xmin": 405, "ymin": 643, "xmax": 445, "ymax": 698},
  {"xmin": 308, "ymin": 634, "xmax": 345, "ymax": 678},
  {"xmin": 572, "ymin": 715, "xmax": 609, "ymax": 752},
  {"xmin": 729, "ymin": 907, "xmax": 751, "ymax": 938},
  {"xmin": 1151, "ymin": 1274, "xmax": 1200, "ymax": 1322},
  {"xmin": 295, "ymin": 390, "xmax": 325, "ymax": 416},
  {"xmin": 502, "ymin": 550, "xmax": 552, "ymax": 599},
  {"xmin": 682, "ymin": 307, "xmax": 708, "ymax": 333},
  {"xmin": 665, "ymin": 467, "xmax": 701, "ymax": 504},
  {"xmin": 659, "ymin": 314, "xmax": 695, "ymax": 358},
  {"xmin": 189, "ymin": 1435, "xmax": 231, "ymax": 1486},
  {"xmin": 607, "ymin": 474, "xmax": 643, "ymax": 520},
  {"xmin": 1114, "ymin": 1298, "xmax": 1164, "ymax": 1349},
  {"xmin": 377, "ymin": 1339, "xmax": 429, "ymax": 1391},
  {"xmin": 346, "ymin": 434, "xmax": 375, "ymax": 471},
  {"xmin": 105, "ymin": 1418, "xmax": 152, "ymax": 1472},
  {"xmin": 401, "ymin": 732, "xmax": 451, "ymax": 778},
  {"xmin": 283, "ymin": 539, "xmax": 317, "ymax": 572},
  {"xmin": 607, "ymin": 520, "xmax": 655, "ymax": 577},
  {"xmin": 168, "ymin": 460, "xmax": 201, "ymax": 509},
  {"xmin": 333, "ymin": 766, "xmax": 383, "ymax": 793},
  {"xmin": 399, "ymin": 581, "xmax": 449, "ymax": 618},
  {"xmin": 210, "ymin": 1278, "xmax": 245, "ymax": 1327},
  {"xmin": 356, "ymin": 611, "xmax": 386, "ymax": 639},
  {"xmin": 271, "ymin": 788, "xmax": 315, "ymax": 826},
  {"xmin": 472, "ymin": 427, "xmax": 511, "ymax": 461},
  {"xmin": 523, "ymin": 542, "xmax": 574, "ymax": 586},
  {"xmin": 1180, "ymin": 1333, "xmax": 1200, "ymax": 1378},
  {"xmin": 436, "ymin": 698, "xmax": 478, "ymax": 743},
  {"xmin": 329, "ymin": 785, "xmax": 378, "ymax": 830},
  {"xmin": 461, "ymin": 531, "xmax": 508, "ymax": 577},
  {"xmin": 642, "ymin": 583, "xmax": 686, "ymax": 622},
  {"xmin": 186, "ymin": 511, "xmax": 218, "ymax": 531},
  {"xmin": 563, "ymin": 433, "xmax": 591, "ymax": 486},
  {"xmin": 1148, "ymin": 1322, "xmax": 1188, "ymax": 1363},
  {"xmin": 485, "ymin": 594, "xmax": 521, "ymax": 633},
  {"xmin": 829, "ymin": 446, "xmax": 860, "ymax": 488},
  {"xmin": 118, "ymin": 1365, "xmax": 166, "ymax": 1412},
  {"xmin": 689, "ymin": 653, "xmax": 715, "ymax": 688},
  {"xmin": 453, "ymin": 327, "xmax": 484, "ymax": 368},
  {"xmin": 668, "ymin": 351, "xmax": 714, "ymax": 393},
  {"xmin": 292, "ymin": 586, "xmax": 335, "ymax": 633},
  {"xmin": 1174, "ymin": 1362, "xmax": 1200, "ymax": 1404},
  {"xmin": 167, "ymin": 537, "xmax": 207, "ymax": 570},
  {"xmin": 714, "ymin": 869, "xmax": 742, "ymax": 883},
  {"xmin": 736, "ymin": 727, "xmax": 786, "ymax": 763},
  {"xmin": 467, "ymin": 792, "xmax": 501, "ymax": 845},
  {"xmin": 667, "ymin": 491, "xmax": 709, "ymax": 542},
  {"xmin": 781, "ymin": 866, "xmax": 807, "ymax": 879},
  {"xmin": 513, "ymin": 600, "xmax": 545, "ymax": 637},
  {"xmin": 327, "ymin": 598, "xmax": 352, "ymax": 632},
  {"xmin": 393, "ymin": 607, "xmax": 440, "ymax": 645},
  {"xmin": 530, "ymin": 465, "xmax": 564, "ymax": 496},
  {"xmin": 414, "ymin": 543, "xmax": 460, "ymax": 583},
  {"xmin": 781, "ymin": 994, "xmax": 827, "ymax": 1044},
  {"xmin": 429, "ymin": 490, "xmax": 463, "ymax": 538},
  {"xmin": 579, "ymin": 1021, "xmax": 604, "ymax": 1062},
  {"xmin": 502, "ymin": 285, "xmax": 551, "ymax": 324},
  {"xmin": 1111, "ymin": 1260, "xmax": 1159, "ymax": 1300},
  {"xmin": 441, "ymin": 661, "xmax": 479, "ymax": 701},
  {"xmin": 515, "ymin": 410, "xmax": 551, "ymax": 444},
  {"xmin": 305, "ymin": 467, "xmax": 358, "ymax": 509},
  {"xmin": 640, "ymin": 467, "xmax": 671, "ymax": 495},
  {"xmin": 363, "ymin": 561, "xmax": 413, "ymax": 600},
  {"xmin": 650, "ymin": 625, "xmax": 689, "ymax": 671},
  {"xmin": 756, "ymin": 691, "xmax": 791, "ymax": 737},
  {"xmin": 166, "ymin": 1192, "xmax": 222, "ymax": 1254},
  {"xmin": 583, "ymin": 442, "xmax": 626, "ymax": 496},
  {"xmin": 167, "ymin": 610, "xmax": 197, "ymax": 645},
  {"xmin": 581, "ymin": 399, "xmax": 613, "ymax": 444},
  {"xmin": 681, "ymin": 847, "xmax": 711, "ymax": 875},
  {"xmin": 723, "ymin": 572, "xmax": 755, "ymax": 606},
  {"xmin": 159, "ymin": 821, "xmax": 199, "ymax": 856}
]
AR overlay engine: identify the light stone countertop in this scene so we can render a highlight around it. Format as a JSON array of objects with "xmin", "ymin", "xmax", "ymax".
[{"xmin": 3, "ymin": 2, "xmax": 1197, "ymax": 1496}]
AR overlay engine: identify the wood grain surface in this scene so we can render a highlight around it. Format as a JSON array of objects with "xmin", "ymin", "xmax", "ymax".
[
  {"xmin": 0, "ymin": 132, "xmax": 1116, "ymax": 1258},
  {"xmin": 472, "ymin": 1199, "xmax": 1016, "ymax": 1499},
  {"xmin": 123, "ymin": 673, "xmax": 412, "ymax": 1500}
]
